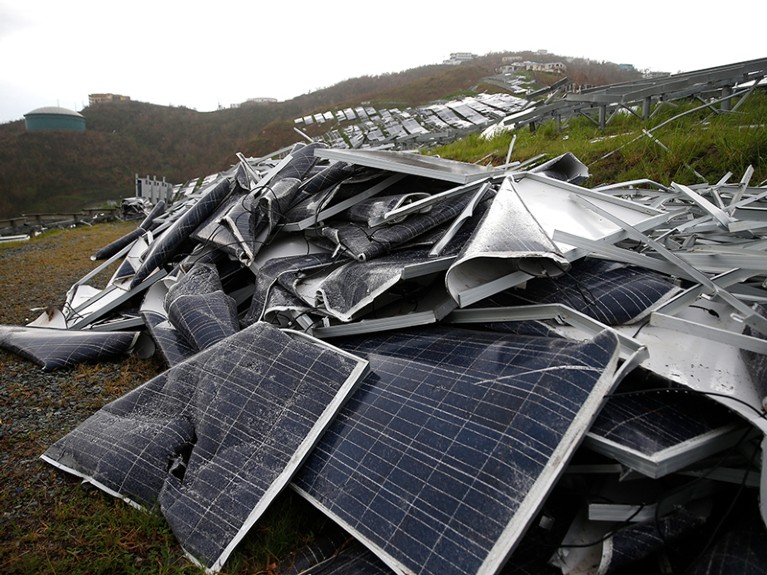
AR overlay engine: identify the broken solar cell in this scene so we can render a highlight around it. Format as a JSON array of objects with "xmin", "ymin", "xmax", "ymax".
[
  {"xmin": 347, "ymin": 192, "xmax": 432, "ymax": 227},
  {"xmin": 585, "ymin": 385, "xmax": 745, "ymax": 478},
  {"xmin": 316, "ymin": 247, "xmax": 446, "ymax": 322},
  {"xmin": 494, "ymin": 258, "xmax": 679, "ymax": 326},
  {"xmin": 191, "ymin": 191, "xmax": 248, "ymax": 252},
  {"xmin": 0, "ymin": 325, "xmax": 140, "ymax": 371},
  {"xmin": 164, "ymin": 263, "xmax": 239, "ymax": 352},
  {"xmin": 242, "ymin": 253, "xmax": 339, "ymax": 326},
  {"xmin": 282, "ymin": 169, "xmax": 389, "ymax": 229},
  {"xmin": 293, "ymin": 325, "xmax": 621, "ymax": 575},
  {"xmin": 251, "ymin": 177, "xmax": 301, "ymax": 238},
  {"xmin": 273, "ymin": 142, "xmax": 324, "ymax": 182},
  {"xmin": 41, "ymin": 321, "xmax": 368, "ymax": 572},
  {"xmin": 141, "ymin": 310, "xmax": 196, "ymax": 367},
  {"xmin": 312, "ymin": 192, "xmax": 472, "ymax": 262}
]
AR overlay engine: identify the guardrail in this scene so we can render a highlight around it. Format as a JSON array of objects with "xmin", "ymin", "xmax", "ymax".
[{"xmin": 0, "ymin": 208, "xmax": 122, "ymax": 236}]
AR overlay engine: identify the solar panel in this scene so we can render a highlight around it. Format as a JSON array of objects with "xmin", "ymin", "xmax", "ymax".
[
  {"xmin": 491, "ymin": 258, "xmax": 678, "ymax": 326},
  {"xmin": 41, "ymin": 322, "xmax": 369, "ymax": 572},
  {"xmin": 292, "ymin": 326, "xmax": 620, "ymax": 575},
  {"xmin": 131, "ymin": 177, "xmax": 234, "ymax": 288},
  {"xmin": 0, "ymin": 325, "xmax": 140, "ymax": 371},
  {"xmin": 164, "ymin": 263, "xmax": 239, "ymax": 352},
  {"xmin": 585, "ymin": 386, "xmax": 744, "ymax": 478},
  {"xmin": 310, "ymin": 192, "xmax": 472, "ymax": 262}
]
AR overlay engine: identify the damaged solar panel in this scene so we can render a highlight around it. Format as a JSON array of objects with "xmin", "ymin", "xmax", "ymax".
[
  {"xmin": 293, "ymin": 326, "xmax": 621, "ymax": 575},
  {"xmin": 42, "ymin": 322, "xmax": 368, "ymax": 571}
]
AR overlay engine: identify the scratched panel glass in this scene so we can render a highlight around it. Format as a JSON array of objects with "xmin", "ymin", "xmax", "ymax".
[
  {"xmin": 283, "ymin": 169, "xmax": 388, "ymax": 226},
  {"xmin": 316, "ymin": 248, "xmax": 443, "ymax": 322},
  {"xmin": 273, "ymin": 142, "xmax": 325, "ymax": 182},
  {"xmin": 293, "ymin": 326, "xmax": 620, "ymax": 575},
  {"xmin": 141, "ymin": 310, "xmax": 196, "ymax": 367},
  {"xmin": 165, "ymin": 263, "xmax": 239, "ymax": 352},
  {"xmin": 586, "ymin": 385, "xmax": 743, "ymax": 478},
  {"xmin": 445, "ymin": 179, "xmax": 570, "ymax": 301},
  {"xmin": 190, "ymin": 192, "xmax": 251, "ymax": 261},
  {"xmin": 491, "ymin": 259, "xmax": 678, "ymax": 326},
  {"xmin": 0, "ymin": 325, "xmax": 139, "ymax": 371},
  {"xmin": 42, "ymin": 322, "xmax": 367, "ymax": 572},
  {"xmin": 242, "ymin": 253, "xmax": 339, "ymax": 327}
]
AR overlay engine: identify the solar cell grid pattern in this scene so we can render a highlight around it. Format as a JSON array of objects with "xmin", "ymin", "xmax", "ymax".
[
  {"xmin": 0, "ymin": 325, "xmax": 138, "ymax": 371},
  {"xmin": 589, "ymin": 390, "xmax": 735, "ymax": 455},
  {"xmin": 42, "ymin": 322, "xmax": 367, "ymax": 570},
  {"xmin": 497, "ymin": 259, "xmax": 676, "ymax": 326},
  {"xmin": 293, "ymin": 326, "xmax": 619, "ymax": 575},
  {"xmin": 316, "ymin": 193, "xmax": 471, "ymax": 261}
]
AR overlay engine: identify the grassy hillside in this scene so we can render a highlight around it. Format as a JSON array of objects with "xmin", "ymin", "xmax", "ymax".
[
  {"xmin": 433, "ymin": 88, "xmax": 767, "ymax": 186},
  {"xmin": 0, "ymin": 50, "xmax": 648, "ymax": 220}
]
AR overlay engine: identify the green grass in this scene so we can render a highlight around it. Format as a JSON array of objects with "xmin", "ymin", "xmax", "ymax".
[{"xmin": 431, "ymin": 89, "xmax": 767, "ymax": 186}]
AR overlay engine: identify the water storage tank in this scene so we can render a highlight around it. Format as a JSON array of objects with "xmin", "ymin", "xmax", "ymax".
[{"xmin": 24, "ymin": 106, "xmax": 86, "ymax": 132}]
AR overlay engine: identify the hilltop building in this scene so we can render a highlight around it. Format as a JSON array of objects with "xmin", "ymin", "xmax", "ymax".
[
  {"xmin": 89, "ymin": 93, "xmax": 131, "ymax": 105},
  {"xmin": 24, "ymin": 106, "xmax": 86, "ymax": 133},
  {"xmin": 443, "ymin": 52, "xmax": 478, "ymax": 65},
  {"xmin": 499, "ymin": 61, "xmax": 567, "ymax": 74}
]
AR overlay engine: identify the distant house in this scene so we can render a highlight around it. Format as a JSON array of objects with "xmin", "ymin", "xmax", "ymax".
[
  {"xmin": 443, "ymin": 52, "xmax": 478, "ymax": 65},
  {"xmin": 499, "ymin": 61, "xmax": 566, "ymax": 74},
  {"xmin": 89, "ymin": 93, "xmax": 131, "ymax": 105}
]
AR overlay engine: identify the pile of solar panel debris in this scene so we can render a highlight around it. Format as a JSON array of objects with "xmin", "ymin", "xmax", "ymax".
[{"xmin": 3, "ymin": 142, "xmax": 767, "ymax": 575}]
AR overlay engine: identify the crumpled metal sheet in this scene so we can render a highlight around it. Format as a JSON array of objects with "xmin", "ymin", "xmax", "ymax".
[
  {"xmin": 41, "ymin": 321, "xmax": 368, "ymax": 571},
  {"xmin": 445, "ymin": 177, "xmax": 571, "ymax": 301}
]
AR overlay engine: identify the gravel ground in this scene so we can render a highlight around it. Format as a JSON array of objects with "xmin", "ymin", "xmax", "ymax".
[
  {"xmin": 0, "ymin": 222, "xmax": 173, "ymax": 572},
  {"xmin": 0, "ymin": 222, "xmax": 326, "ymax": 575}
]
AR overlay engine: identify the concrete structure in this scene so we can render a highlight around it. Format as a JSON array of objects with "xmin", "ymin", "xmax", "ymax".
[
  {"xmin": 24, "ymin": 106, "xmax": 86, "ymax": 132},
  {"xmin": 136, "ymin": 175, "xmax": 174, "ymax": 204}
]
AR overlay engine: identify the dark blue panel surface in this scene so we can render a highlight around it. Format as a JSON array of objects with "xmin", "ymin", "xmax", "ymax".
[
  {"xmin": 293, "ymin": 326, "xmax": 619, "ymax": 575},
  {"xmin": 42, "ymin": 322, "xmax": 367, "ymax": 571}
]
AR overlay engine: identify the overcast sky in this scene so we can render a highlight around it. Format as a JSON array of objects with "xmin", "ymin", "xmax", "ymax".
[{"xmin": 0, "ymin": 0, "xmax": 764, "ymax": 124}]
